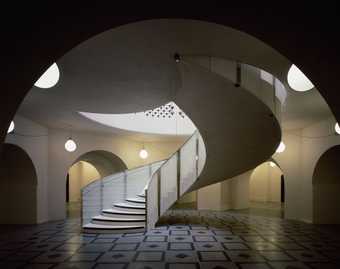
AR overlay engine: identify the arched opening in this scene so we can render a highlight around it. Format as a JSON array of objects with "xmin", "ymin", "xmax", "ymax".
[
  {"xmin": 65, "ymin": 150, "xmax": 127, "ymax": 218},
  {"xmin": 0, "ymin": 143, "xmax": 37, "ymax": 224},
  {"xmin": 313, "ymin": 145, "xmax": 340, "ymax": 224},
  {"xmin": 249, "ymin": 161, "xmax": 284, "ymax": 218}
]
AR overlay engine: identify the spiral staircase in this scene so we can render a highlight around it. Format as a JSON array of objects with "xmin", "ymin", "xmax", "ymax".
[{"xmin": 81, "ymin": 57, "xmax": 283, "ymax": 233}]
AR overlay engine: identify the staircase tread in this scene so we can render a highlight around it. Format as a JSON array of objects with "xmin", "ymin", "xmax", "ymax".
[
  {"xmin": 126, "ymin": 197, "xmax": 146, "ymax": 203},
  {"xmin": 102, "ymin": 208, "xmax": 146, "ymax": 215},
  {"xmin": 114, "ymin": 202, "xmax": 146, "ymax": 209},
  {"xmin": 93, "ymin": 215, "xmax": 145, "ymax": 222},
  {"xmin": 83, "ymin": 223, "xmax": 145, "ymax": 229}
]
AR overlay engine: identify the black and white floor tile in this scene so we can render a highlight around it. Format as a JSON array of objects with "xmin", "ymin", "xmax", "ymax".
[{"xmin": 0, "ymin": 210, "xmax": 339, "ymax": 268}]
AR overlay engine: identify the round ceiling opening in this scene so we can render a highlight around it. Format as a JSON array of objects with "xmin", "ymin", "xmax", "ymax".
[
  {"xmin": 335, "ymin": 122, "xmax": 340, "ymax": 135},
  {"xmin": 34, "ymin": 63, "xmax": 60, "ymax": 89},
  {"xmin": 287, "ymin": 64, "xmax": 314, "ymax": 92},
  {"xmin": 7, "ymin": 121, "xmax": 15, "ymax": 133},
  {"xmin": 276, "ymin": 141, "xmax": 286, "ymax": 153}
]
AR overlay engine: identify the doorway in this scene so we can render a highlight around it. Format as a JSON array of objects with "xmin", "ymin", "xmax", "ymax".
[{"xmin": 248, "ymin": 161, "xmax": 284, "ymax": 218}]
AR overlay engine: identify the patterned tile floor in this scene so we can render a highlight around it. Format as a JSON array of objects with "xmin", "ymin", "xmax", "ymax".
[{"xmin": 0, "ymin": 210, "xmax": 340, "ymax": 268}]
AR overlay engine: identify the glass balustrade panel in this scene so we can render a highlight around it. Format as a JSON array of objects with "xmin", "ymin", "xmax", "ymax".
[{"xmin": 160, "ymin": 153, "xmax": 178, "ymax": 215}]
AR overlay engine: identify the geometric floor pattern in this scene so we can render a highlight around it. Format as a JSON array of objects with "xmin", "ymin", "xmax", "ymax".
[{"xmin": 0, "ymin": 210, "xmax": 339, "ymax": 268}]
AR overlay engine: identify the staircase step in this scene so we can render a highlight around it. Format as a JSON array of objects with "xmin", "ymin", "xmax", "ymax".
[
  {"xmin": 83, "ymin": 223, "xmax": 145, "ymax": 234},
  {"xmin": 92, "ymin": 215, "xmax": 145, "ymax": 226},
  {"xmin": 126, "ymin": 197, "xmax": 146, "ymax": 204},
  {"xmin": 102, "ymin": 208, "xmax": 145, "ymax": 219},
  {"xmin": 114, "ymin": 202, "xmax": 145, "ymax": 212}
]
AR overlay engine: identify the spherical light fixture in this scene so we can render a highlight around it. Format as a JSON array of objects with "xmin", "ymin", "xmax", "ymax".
[
  {"xmin": 65, "ymin": 138, "xmax": 77, "ymax": 152},
  {"xmin": 34, "ymin": 63, "xmax": 60, "ymax": 88},
  {"xmin": 335, "ymin": 122, "xmax": 340, "ymax": 135},
  {"xmin": 276, "ymin": 141, "xmax": 286, "ymax": 153},
  {"xmin": 139, "ymin": 148, "xmax": 148, "ymax": 159},
  {"xmin": 7, "ymin": 121, "xmax": 15, "ymax": 133},
  {"xmin": 287, "ymin": 64, "xmax": 314, "ymax": 92},
  {"xmin": 269, "ymin": 161, "xmax": 276, "ymax": 167}
]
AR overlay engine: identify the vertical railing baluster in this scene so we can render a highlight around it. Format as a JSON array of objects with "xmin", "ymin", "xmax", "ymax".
[
  {"xmin": 124, "ymin": 171, "xmax": 127, "ymax": 199},
  {"xmin": 157, "ymin": 170, "xmax": 161, "ymax": 218},
  {"xmin": 100, "ymin": 179, "xmax": 103, "ymax": 212},
  {"xmin": 196, "ymin": 132, "xmax": 199, "ymax": 178},
  {"xmin": 145, "ymin": 188, "xmax": 148, "ymax": 230},
  {"xmin": 177, "ymin": 151, "xmax": 181, "ymax": 199}
]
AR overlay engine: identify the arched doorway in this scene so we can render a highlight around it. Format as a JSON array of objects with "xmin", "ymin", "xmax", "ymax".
[
  {"xmin": 313, "ymin": 145, "xmax": 340, "ymax": 224},
  {"xmin": 249, "ymin": 161, "xmax": 284, "ymax": 218},
  {"xmin": 0, "ymin": 143, "xmax": 38, "ymax": 224},
  {"xmin": 66, "ymin": 150, "xmax": 127, "ymax": 218}
]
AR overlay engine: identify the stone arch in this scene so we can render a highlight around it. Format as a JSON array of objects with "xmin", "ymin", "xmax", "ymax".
[
  {"xmin": 72, "ymin": 150, "xmax": 127, "ymax": 178},
  {"xmin": 66, "ymin": 150, "xmax": 127, "ymax": 206},
  {"xmin": 313, "ymin": 145, "xmax": 340, "ymax": 224},
  {"xmin": 0, "ymin": 143, "xmax": 38, "ymax": 224},
  {"xmin": 249, "ymin": 161, "xmax": 284, "ymax": 204}
]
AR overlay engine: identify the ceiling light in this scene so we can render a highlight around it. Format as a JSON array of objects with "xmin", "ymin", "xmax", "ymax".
[
  {"xmin": 139, "ymin": 148, "xmax": 148, "ymax": 159},
  {"xmin": 276, "ymin": 141, "xmax": 286, "ymax": 153},
  {"xmin": 65, "ymin": 138, "xmax": 77, "ymax": 152},
  {"xmin": 287, "ymin": 64, "xmax": 314, "ymax": 92},
  {"xmin": 269, "ymin": 161, "xmax": 276, "ymax": 167},
  {"xmin": 34, "ymin": 63, "xmax": 60, "ymax": 88},
  {"xmin": 7, "ymin": 121, "xmax": 15, "ymax": 133},
  {"xmin": 335, "ymin": 122, "xmax": 340, "ymax": 135}
]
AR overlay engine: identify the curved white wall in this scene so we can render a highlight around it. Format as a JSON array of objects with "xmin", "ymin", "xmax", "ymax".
[
  {"xmin": 250, "ymin": 162, "xmax": 282, "ymax": 203},
  {"xmin": 6, "ymin": 114, "xmax": 185, "ymax": 222},
  {"xmin": 68, "ymin": 161, "xmax": 101, "ymax": 202},
  {"xmin": 79, "ymin": 102, "xmax": 196, "ymax": 136}
]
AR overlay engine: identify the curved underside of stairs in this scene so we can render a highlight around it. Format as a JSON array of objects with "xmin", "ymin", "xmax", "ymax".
[{"xmin": 78, "ymin": 19, "xmax": 282, "ymax": 232}]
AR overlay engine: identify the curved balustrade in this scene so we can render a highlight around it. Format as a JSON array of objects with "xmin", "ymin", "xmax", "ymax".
[
  {"xmin": 81, "ymin": 160, "xmax": 164, "ymax": 227},
  {"xmin": 81, "ymin": 57, "xmax": 284, "ymax": 232},
  {"xmin": 146, "ymin": 131, "xmax": 206, "ymax": 229},
  {"xmin": 145, "ymin": 58, "xmax": 285, "ymax": 230},
  {"xmin": 183, "ymin": 56, "xmax": 285, "ymax": 122}
]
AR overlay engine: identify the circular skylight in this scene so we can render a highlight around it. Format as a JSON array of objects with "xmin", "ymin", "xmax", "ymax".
[
  {"xmin": 7, "ymin": 121, "xmax": 15, "ymax": 133},
  {"xmin": 335, "ymin": 122, "xmax": 340, "ymax": 135},
  {"xmin": 287, "ymin": 64, "xmax": 314, "ymax": 92},
  {"xmin": 276, "ymin": 141, "xmax": 286, "ymax": 153},
  {"xmin": 34, "ymin": 63, "xmax": 60, "ymax": 88}
]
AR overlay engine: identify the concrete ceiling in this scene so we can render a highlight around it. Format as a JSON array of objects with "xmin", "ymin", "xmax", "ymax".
[{"xmin": 17, "ymin": 19, "xmax": 333, "ymax": 139}]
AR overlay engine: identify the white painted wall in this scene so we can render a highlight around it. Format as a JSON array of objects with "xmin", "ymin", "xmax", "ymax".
[
  {"xmin": 197, "ymin": 182, "xmax": 224, "ymax": 210},
  {"xmin": 274, "ymin": 117, "xmax": 340, "ymax": 223},
  {"xmin": 5, "ymin": 115, "xmax": 49, "ymax": 223},
  {"xmin": 6, "ymin": 114, "xmax": 185, "ymax": 222},
  {"xmin": 177, "ymin": 191, "xmax": 197, "ymax": 204},
  {"xmin": 68, "ymin": 161, "xmax": 101, "ymax": 202},
  {"xmin": 197, "ymin": 171, "xmax": 251, "ymax": 210},
  {"xmin": 48, "ymin": 129, "xmax": 184, "ymax": 221},
  {"xmin": 7, "ymin": 113, "xmax": 340, "ymax": 224},
  {"xmin": 249, "ymin": 162, "xmax": 282, "ymax": 202},
  {"xmin": 0, "ymin": 144, "xmax": 38, "ymax": 224}
]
